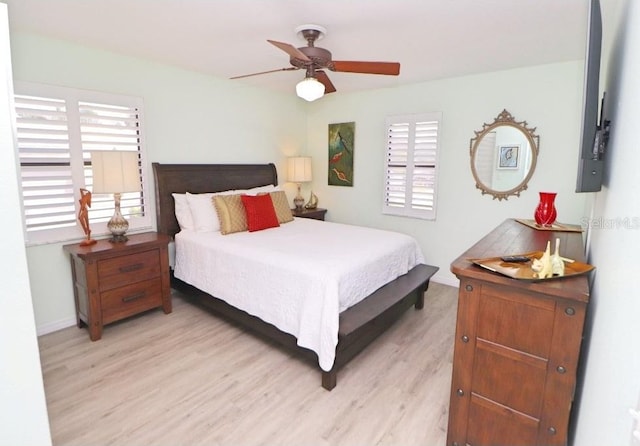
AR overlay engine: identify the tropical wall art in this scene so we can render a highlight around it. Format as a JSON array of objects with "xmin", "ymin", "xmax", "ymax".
[{"xmin": 328, "ymin": 121, "xmax": 355, "ymax": 186}]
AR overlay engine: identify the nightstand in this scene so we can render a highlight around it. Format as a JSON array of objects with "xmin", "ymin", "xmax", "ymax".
[
  {"xmin": 63, "ymin": 232, "xmax": 172, "ymax": 341},
  {"xmin": 292, "ymin": 207, "xmax": 327, "ymax": 221}
]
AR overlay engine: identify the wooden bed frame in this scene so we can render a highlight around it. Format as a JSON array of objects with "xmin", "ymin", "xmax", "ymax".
[{"xmin": 152, "ymin": 162, "xmax": 439, "ymax": 390}]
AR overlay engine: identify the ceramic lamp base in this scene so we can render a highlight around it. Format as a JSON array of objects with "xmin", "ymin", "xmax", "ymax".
[
  {"xmin": 107, "ymin": 193, "xmax": 129, "ymax": 243},
  {"xmin": 293, "ymin": 183, "xmax": 305, "ymax": 211}
]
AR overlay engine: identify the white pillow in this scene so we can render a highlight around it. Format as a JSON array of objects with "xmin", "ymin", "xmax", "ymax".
[
  {"xmin": 172, "ymin": 193, "xmax": 194, "ymax": 231},
  {"xmin": 186, "ymin": 192, "xmax": 219, "ymax": 232},
  {"xmin": 241, "ymin": 184, "xmax": 279, "ymax": 195},
  {"xmin": 184, "ymin": 185, "xmax": 279, "ymax": 233}
]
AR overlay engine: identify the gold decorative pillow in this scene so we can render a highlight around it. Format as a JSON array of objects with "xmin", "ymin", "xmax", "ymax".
[
  {"xmin": 269, "ymin": 191, "xmax": 294, "ymax": 224},
  {"xmin": 212, "ymin": 194, "xmax": 248, "ymax": 235}
]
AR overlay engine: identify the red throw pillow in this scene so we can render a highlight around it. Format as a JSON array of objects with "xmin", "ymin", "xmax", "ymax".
[{"xmin": 240, "ymin": 194, "xmax": 280, "ymax": 232}]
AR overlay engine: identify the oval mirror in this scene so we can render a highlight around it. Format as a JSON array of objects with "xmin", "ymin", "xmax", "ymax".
[{"xmin": 470, "ymin": 109, "xmax": 540, "ymax": 200}]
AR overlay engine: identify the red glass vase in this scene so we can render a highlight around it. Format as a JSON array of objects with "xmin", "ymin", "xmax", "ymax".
[{"xmin": 534, "ymin": 192, "xmax": 557, "ymax": 226}]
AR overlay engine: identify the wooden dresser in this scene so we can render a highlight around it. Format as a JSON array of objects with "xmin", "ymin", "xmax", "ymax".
[
  {"xmin": 447, "ymin": 219, "xmax": 590, "ymax": 446},
  {"xmin": 63, "ymin": 232, "xmax": 172, "ymax": 341}
]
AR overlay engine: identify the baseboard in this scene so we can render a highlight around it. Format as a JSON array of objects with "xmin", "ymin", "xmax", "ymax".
[
  {"xmin": 430, "ymin": 273, "xmax": 459, "ymax": 288},
  {"xmin": 37, "ymin": 317, "xmax": 76, "ymax": 337}
]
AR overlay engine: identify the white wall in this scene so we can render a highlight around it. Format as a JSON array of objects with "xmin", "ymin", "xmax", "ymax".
[
  {"xmin": 9, "ymin": 32, "xmax": 307, "ymax": 332},
  {"xmin": 305, "ymin": 61, "xmax": 587, "ymax": 285},
  {"xmin": 0, "ymin": 5, "xmax": 51, "ymax": 445},
  {"xmin": 573, "ymin": 0, "xmax": 640, "ymax": 444}
]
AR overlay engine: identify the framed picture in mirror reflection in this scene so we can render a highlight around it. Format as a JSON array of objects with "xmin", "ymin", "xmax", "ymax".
[{"xmin": 497, "ymin": 144, "xmax": 520, "ymax": 169}]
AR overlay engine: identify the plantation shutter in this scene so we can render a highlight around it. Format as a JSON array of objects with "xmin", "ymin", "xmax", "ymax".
[
  {"xmin": 384, "ymin": 112, "xmax": 441, "ymax": 220},
  {"xmin": 14, "ymin": 82, "xmax": 151, "ymax": 245},
  {"xmin": 385, "ymin": 121, "xmax": 410, "ymax": 209},
  {"xmin": 15, "ymin": 94, "xmax": 76, "ymax": 232},
  {"xmin": 78, "ymin": 101, "xmax": 145, "ymax": 224},
  {"xmin": 412, "ymin": 119, "xmax": 439, "ymax": 211}
]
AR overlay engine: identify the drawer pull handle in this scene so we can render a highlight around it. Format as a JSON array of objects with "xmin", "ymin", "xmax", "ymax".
[
  {"xmin": 465, "ymin": 284, "xmax": 473, "ymax": 292},
  {"xmin": 461, "ymin": 335, "xmax": 469, "ymax": 343},
  {"xmin": 557, "ymin": 365, "xmax": 567, "ymax": 374},
  {"xmin": 565, "ymin": 307, "xmax": 576, "ymax": 316},
  {"xmin": 122, "ymin": 292, "xmax": 145, "ymax": 303},
  {"xmin": 120, "ymin": 263, "xmax": 144, "ymax": 273},
  {"xmin": 457, "ymin": 389, "xmax": 464, "ymax": 397}
]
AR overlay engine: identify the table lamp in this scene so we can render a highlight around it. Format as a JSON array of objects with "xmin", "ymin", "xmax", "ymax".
[
  {"xmin": 91, "ymin": 150, "xmax": 141, "ymax": 242},
  {"xmin": 287, "ymin": 157, "xmax": 312, "ymax": 211}
]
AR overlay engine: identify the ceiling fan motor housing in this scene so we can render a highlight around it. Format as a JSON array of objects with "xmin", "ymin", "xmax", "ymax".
[{"xmin": 290, "ymin": 46, "xmax": 332, "ymax": 69}]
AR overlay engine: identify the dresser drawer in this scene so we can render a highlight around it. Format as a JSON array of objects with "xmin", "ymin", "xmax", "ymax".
[
  {"xmin": 467, "ymin": 393, "xmax": 539, "ymax": 446},
  {"xmin": 101, "ymin": 279, "xmax": 163, "ymax": 325},
  {"xmin": 472, "ymin": 338, "xmax": 547, "ymax": 417},
  {"xmin": 477, "ymin": 284, "xmax": 556, "ymax": 358},
  {"xmin": 97, "ymin": 249, "xmax": 160, "ymax": 291}
]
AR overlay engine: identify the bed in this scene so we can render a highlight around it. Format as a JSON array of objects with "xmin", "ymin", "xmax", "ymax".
[{"xmin": 152, "ymin": 162, "xmax": 439, "ymax": 390}]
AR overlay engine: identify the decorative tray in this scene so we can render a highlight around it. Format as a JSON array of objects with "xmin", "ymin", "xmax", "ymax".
[
  {"xmin": 470, "ymin": 252, "xmax": 595, "ymax": 281},
  {"xmin": 515, "ymin": 218, "xmax": 583, "ymax": 232}
]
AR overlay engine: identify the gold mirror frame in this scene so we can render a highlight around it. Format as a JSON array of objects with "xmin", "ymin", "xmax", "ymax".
[{"xmin": 470, "ymin": 109, "xmax": 540, "ymax": 201}]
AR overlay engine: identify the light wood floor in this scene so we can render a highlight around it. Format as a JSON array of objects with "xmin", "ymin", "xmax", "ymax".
[{"xmin": 38, "ymin": 282, "xmax": 458, "ymax": 446}]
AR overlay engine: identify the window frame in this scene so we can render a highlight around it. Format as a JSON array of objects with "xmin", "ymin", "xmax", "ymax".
[
  {"xmin": 383, "ymin": 112, "xmax": 442, "ymax": 221},
  {"xmin": 14, "ymin": 81, "xmax": 152, "ymax": 246}
]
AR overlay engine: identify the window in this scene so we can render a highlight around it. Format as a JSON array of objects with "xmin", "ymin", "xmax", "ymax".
[
  {"xmin": 383, "ymin": 112, "xmax": 442, "ymax": 220},
  {"xmin": 14, "ymin": 82, "xmax": 151, "ymax": 245}
]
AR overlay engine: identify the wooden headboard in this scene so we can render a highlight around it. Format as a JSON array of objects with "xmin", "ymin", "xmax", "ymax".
[{"xmin": 152, "ymin": 162, "xmax": 278, "ymax": 238}]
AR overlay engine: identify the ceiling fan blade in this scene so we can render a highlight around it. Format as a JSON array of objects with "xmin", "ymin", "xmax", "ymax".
[
  {"xmin": 230, "ymin": 67, "xmax": 299, "ymax": 79},
  {"xmin": 315, "ymin": 70, "xmax": 336, "ymax": 94},
  {"xmin": 267, "ymin": 40, "xmax": 311, "ymax": 62},
  {"xmin": 331, "ymin": 61, "xmax": 400, "ymax": 76}
]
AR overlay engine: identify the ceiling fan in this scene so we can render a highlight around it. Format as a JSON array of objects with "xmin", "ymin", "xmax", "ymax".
[{"xmin": 230, "ymin": 24, "xmax": 401, "ymax": 101}]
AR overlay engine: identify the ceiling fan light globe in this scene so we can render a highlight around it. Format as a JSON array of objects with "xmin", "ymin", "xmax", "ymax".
[{"xmin": 296, "ymin": 77, "xmax": 325, "ymax": 101}]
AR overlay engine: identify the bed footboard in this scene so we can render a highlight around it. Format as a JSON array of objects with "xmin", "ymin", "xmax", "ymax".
[
  {"xmin": 171, "ymin": 263, "xmax": 438, "ymax": 390},
  {"xmin": 323, "ymin": 263, "xmax": 439, "ymax": 390}
]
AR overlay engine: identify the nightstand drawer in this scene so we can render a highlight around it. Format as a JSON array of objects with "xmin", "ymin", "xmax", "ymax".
[
  {"xmin": 98, "ymin": 249, "xmax": 160, "ymax": 291},
  {"xmin": 101, "ymin": 279, "xmax": 163, "ymax": 324}
]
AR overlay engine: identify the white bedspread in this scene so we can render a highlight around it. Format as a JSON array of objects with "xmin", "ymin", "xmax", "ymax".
[{"xmin": 174, "ymin": 218, "xmax": 425, "ymax": 371}]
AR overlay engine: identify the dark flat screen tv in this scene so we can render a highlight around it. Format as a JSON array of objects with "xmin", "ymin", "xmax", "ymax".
[{"xmin": 576, "ymin": 0, "xmax": 610, "ymax": 193}]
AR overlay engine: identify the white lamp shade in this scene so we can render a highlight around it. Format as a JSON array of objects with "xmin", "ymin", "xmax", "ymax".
[
  {"xmin": 296, "ymin": 77, "xmax": 325, "ymax": 102},
  {"xmin": 287, "ymin": 157, "xmax": 313, "ymax": 183},
  {"xmin": 91, "ymin": 151, "xmax": 141, "ymax": 194}
]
